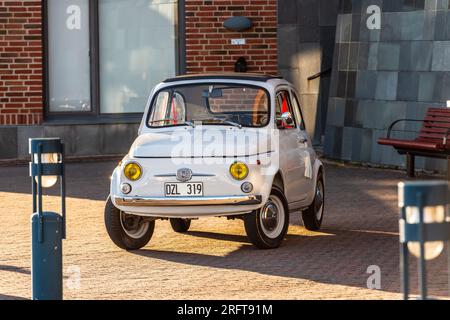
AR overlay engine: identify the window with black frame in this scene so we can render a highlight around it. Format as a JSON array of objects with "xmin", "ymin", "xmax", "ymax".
[
  {"xmin": 47, "ymin": 0, "xmax": 91, "ymax": 113},
  {"xmin": 45, "ymin": 0, "xmax": 179, "ymax": 119}
]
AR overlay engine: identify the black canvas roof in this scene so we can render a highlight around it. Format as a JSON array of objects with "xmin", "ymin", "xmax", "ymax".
[{"xmin": 163, "ymin": 73, "xmax": 283, "ymax": 83}]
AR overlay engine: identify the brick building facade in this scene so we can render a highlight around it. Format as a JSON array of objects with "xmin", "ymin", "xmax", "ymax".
[
  {"xmin": 0, "ymin": 0, "xmax": 278, "ymax": 127},
  {"xmin": 0, "ymin": 0, "xmax": 281, "ymax": 160},
  {"xmin": 1, "ymin": 0, "xmax": 450, "ymax": 173},
  {"xmin": 0, "ymin": 0, "xmax": 43, "ymax": 125},
  {"xmin": 185, "ymin": 0, "xmax": 277, "ymax": 74}
]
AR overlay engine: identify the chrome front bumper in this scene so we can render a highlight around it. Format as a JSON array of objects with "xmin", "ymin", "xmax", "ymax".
[{"xmin": 114, "ymin": 195, "xmax": 262, "ymax": 207}]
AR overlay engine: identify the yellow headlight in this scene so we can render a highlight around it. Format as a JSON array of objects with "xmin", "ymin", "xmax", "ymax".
[
  {"xmin": 230, "ymin": 162, "xmax": 249, "ymax": 180},
  {"xmin": 124, "ymin": 162, "xmax": 142, "ymax": 181}
]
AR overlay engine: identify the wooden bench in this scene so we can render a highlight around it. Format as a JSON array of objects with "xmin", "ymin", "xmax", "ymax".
[{"xmin": 378, "ymin": 107, "xmax": 450, "ymax": 177}]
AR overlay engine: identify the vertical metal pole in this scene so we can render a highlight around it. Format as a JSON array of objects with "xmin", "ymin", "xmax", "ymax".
[
  {"xmin": 448, "ymin": 234, "xmax": 450, "ymax": 297},
  {"xmin": 447, "ymin": 207, "xmax": 450, "ymax": 297},
  {"xmin": 61, "ymin": 145, "xmax": 66, "ymax": 239},
  {"xmin": 37, "ymin": 144, "xmax": 44, "ymax": 243},
  {"xmin": 32, "ymin": 174, "xmax": 37, "ymax": 213},
  {"xmin": 407, "ymin": 154, "xmax": 415, "ymax": 178},
  {"xmin": 400, "ymin": 206, "xmax": 409, "ymax": 300},
  {"xmin": 447, "ymin": 157, "xmax": 450, "ymax": 181},
  {"xmin": 417, "ymin": 193, "xmax": 427, "ymax": 300}
]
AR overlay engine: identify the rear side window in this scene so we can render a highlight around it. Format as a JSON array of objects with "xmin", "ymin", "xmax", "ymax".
[
  {"xmin": 290, "ymin": 90, "xmax": 306, "ymax": 131},
  {"xmin": 275, "ymin": 90, "xmax": 296, "ymax": 129}
]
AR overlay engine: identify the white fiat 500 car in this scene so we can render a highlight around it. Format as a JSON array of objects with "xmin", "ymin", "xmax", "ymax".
[{"xmin": 105, "ymin": 73, "xmax": 325, "ymax": 250}]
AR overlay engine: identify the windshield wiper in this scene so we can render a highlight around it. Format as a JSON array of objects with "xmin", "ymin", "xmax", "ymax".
[
  {"xmin": 184, "ymin": 121, "xmax": 195, "ymax": 128},
  {"xmin": 149, "ymin": 119, "xmax": 195, "ymax": 128},
  {"xmin": 190, "ymin": 118, "xmax": 242, "ymax": 129},
  {"xmin": 210, "ymin": 118, "xmax": 242, "ymax": 129}
]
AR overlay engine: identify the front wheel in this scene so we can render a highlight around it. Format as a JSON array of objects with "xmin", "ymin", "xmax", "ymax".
[
  {"xmin": 170, "ymin": 218, "xmax": 191, "ymax": 233},
  {"xmin": 302, "ymin": 171, "xmax": 325, "ymax": 231},
  {"xmin": 104, "ymin": 197, "xmax": 155, "ymax": 250},
  {"xmin": 244, "ymin": 187, "xmax": 289, "ymax": 249}
]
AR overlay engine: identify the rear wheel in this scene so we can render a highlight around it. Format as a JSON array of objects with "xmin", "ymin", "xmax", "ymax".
[
  {"xmin": 244, "ymin": 187, "xmax": 289, "ymax": 249},
  {"xmin": 170, "ymin": 218, "xmax": 191, "ymax": 233},
  {"xmin": 302, "ymin": 171, "xmax": 325, "ymax": 231},
  {"xmin": 104, "ymin": 196, "xmax": 154, "ymax": 250}
]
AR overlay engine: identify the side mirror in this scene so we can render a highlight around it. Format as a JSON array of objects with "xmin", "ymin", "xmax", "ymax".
[{"xmin": 278, "ymin": 112, "xmax": 294, "ymax": 128}]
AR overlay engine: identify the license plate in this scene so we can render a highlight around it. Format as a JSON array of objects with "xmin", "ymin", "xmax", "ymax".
[{"xmin": 164, "ymin": 182, "xmax": 203, "ymax": 197}]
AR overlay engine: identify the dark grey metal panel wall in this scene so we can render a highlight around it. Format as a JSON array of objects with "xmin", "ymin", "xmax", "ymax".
[
  {"xmin": 325, "ymin": 0, "xmax": 450, "ymax": 171},
  {"xmin": 0, "ymin": 124, "xmax": 139, "ymax": 160},
  {"xmin": 278, "ymin": 0, "xmax": 340, "ymax": 144}
]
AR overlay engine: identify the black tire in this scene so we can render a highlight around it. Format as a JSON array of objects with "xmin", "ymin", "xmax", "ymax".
[
  {"xmin": 170, "ymin": 218, "xmax": 191, "ymax": 233},
  {"xmin": 302, "ymin": 171, "xmax": 325, "ymax": 231},
  {"xmin": 244, "ymin": 187, "xmax": 289, "ymax": 249},
  {"xmin": 104, "ymin": 196, "xmax": 154, "ymax": 250}
]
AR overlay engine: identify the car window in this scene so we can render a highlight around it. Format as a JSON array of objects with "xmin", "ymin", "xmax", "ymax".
[
  {"xmin": 148, "ymin": 84, "xmax": 269, "ymax": 128},
  {"xmin": 290, "ymin": 90, "xmax": 306, "ymax": 131},
  {"xmin": 209, "ymin": 87, "xmax": 268, "ymax": 113},
  {"xmin": 171, "ymin": 92, "xmax": 187, "ymax": 124},
  {"xmin": 148, "ymin": 91, "xmax": 186, "ymax": 126},
  {"xmin": 275, "ymin": 90, "xmax": 296, "ymax": 129}
]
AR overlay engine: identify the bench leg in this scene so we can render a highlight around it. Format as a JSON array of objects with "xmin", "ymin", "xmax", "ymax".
[
  {"xmin": 406, "ymin": 153, "xmax": 415, "ymax": 178},
  {"xmin": 447, "ymin": 157, "xmax": 450, "ymax": 181}
]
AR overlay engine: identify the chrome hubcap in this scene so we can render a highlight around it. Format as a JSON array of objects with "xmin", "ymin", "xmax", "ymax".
[
  {"xmin": 261, "ymin": 202, "xmax": 278, "ymax": 231},
  {"xmin": 259, "ymin": 195, "xmax": 285, "ymax": 239},
  {"xmin": 315, "ymin": 180, "xmax": 324, "ymax": 221},
  {"xmin": 120, "ymin": 211, "xmax": 149, "ymax": 239}
]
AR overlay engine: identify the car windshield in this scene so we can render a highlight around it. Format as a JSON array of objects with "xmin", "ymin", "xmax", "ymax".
[{"xmin": 147, "ymin": 83, "xmax": 269, "ymax": 128}]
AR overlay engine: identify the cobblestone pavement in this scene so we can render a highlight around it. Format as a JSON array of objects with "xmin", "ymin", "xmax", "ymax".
[{"xmin": 0, "ymin": 160, "xmax": 449, "ymax": 300}]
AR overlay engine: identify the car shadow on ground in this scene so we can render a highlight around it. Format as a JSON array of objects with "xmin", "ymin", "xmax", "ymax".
[
  {"xmin": 132, "ymin": 227, "xmax": 403, "ymax": 295},
  {"xmin": 132, "ymin": 225, "xmax": 449, "ymax": 297},
  {"xmin": 184, "ymin": 230, "xmax": 249, "ymax": 243},
  {"xmin": 0, "ymin": 294, "xmax": 28, "ymax": 300}
]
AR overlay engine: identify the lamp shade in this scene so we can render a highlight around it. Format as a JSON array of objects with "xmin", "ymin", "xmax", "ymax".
[
  {"xmin": 398, "ymin": 180, "xmax": 449, "ymax": 261},
  {"xmin": 33, "ymin": 153, "xmax": 59, "ymax": 188},
  {"xmin": 406, "ymin": 206, "xmax": 445, "ymax": 260},
  {"xmin": 29, "ymin": 138, "xmax": 63, "ymax": 188}
]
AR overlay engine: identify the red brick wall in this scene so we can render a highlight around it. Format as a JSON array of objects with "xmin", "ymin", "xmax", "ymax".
[
  {"xmin": 0, "ymin": 1, "xmax": 278, "ymax": 126},
  {"xmin": 0, "ymin": 0, "xmax": 43, "ymax": 125},
  {"xmin": 185, "ymin": 0, "xmax": 277, "ymax": 74}
]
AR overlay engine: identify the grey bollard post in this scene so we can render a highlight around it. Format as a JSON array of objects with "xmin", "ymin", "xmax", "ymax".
[{"xmin": 29, "ymin": 138, "xmax": 66, "ymax": 300}]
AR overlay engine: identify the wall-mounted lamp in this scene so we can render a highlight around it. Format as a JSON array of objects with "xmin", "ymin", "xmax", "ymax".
[
  {"xmin": 234, "ymin": 57, "xmax": 247, "ymax": 73},
  {"xmin": 223, "ymin": 16, "xmax": 252, "ymax": 32}
]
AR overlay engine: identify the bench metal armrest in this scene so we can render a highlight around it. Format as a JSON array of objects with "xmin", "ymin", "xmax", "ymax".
[{"xmin": 386, "ymin": 119, "xmax": 423, "ymax": 139}]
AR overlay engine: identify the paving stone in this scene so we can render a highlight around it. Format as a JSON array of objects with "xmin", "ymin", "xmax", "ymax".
[{"xmin": 1, "ymin": 160, "xmax": 449, "ymax": 299}]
